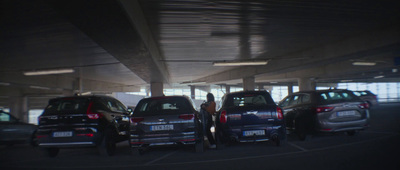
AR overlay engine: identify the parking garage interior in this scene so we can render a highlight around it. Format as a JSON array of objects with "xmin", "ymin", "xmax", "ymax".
[
  {"xmin": 1, "ymin": 0, "xmax": 400, "ymax": 124},
  {"xmin": 1, "ymin": 1, "xmax": 400, "ymax": 170}
]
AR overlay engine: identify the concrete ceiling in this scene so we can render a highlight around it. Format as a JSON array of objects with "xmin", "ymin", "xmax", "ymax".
[{"xmin": 1, "ymin": 0, "xmax": 400, "ymax": 100}]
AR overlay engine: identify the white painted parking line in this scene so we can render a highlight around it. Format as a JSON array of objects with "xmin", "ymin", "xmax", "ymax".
[
  {"xmin": 144, "ymin": 150, "xmax": 178, "ymax": 165},
  {"xmin": 287, "ymin": 142, "xmax": 308, "ymax": 151}
]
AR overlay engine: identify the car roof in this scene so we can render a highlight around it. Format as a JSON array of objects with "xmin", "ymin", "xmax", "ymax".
[
  {"xmin": 291, "ymin": 89, "xmax": 352, "ymax": 94},
  {"xmin": 142, "ymin": 95, "xmax": 191, "ymax": 100},
  {"xmin": 49, "ymin": 95, "xmax": 114, "ymax": 102},
  {"xmin": 226, "ymin": 90, "xmax": 269, "ymax": 95}
]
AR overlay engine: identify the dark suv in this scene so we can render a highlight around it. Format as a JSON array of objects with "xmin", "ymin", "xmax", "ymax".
[
  {"xmin": 129, "ymin": 96, "xmax": 204, "ymax": 154},
  {"xmin": 279, "ymin": 89, "xmax": 370, "ymax": 140},
  {"xmin": 215, "ymin": 91, "xmax": 286, "ymax": 148},
  {"xmin": 37, "ymin": 95, "xmax": 131, "ymax": 157}
]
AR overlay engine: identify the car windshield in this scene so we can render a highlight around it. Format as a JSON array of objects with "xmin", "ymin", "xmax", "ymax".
[
  {"xmin": 134, "ymin": 97, "xmax": 193, "ymax": 116},
  {"xmin": 43, "ymin": 98, "xmax": 89, "ymax": 115},
  {"xmin": 225, "ymin": 93, "xmax": 274, "ymax": 107},
  {"xmin": 318, "ymin": 91, "xmax": 358, "ymax": 104}
]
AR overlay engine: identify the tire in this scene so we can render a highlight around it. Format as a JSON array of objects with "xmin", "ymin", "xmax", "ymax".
[
  {"xmin": 215, "ymin": 129, "xmax": 225, "ymax": 150},
  {"xmin": 195, "ymin": 139, "xmax": 204, "ymax": 153},
  {"xmin": 98, "ymin": 129, "xmax": 116, "ymax": 156},
  {"xmin": 46, "ymin": 148, "xmax": 59, "ymax": 157},
  {"xmin": 30, "ymin": 131, "xmax": 38, "ymax": 147},
  {"xmin": 271, "ymin": 134, "xmax": 281, "ymax": 147},
  {"xmin": 346, "ymin": 130, "xmax": 356, "ymax": 136},
  {"xmin": 195, "ymin": 127, "xmax": 205, "ymax": 152},
  {"xmin": 131, "ymin": 147, "xmax": 145, "ymax": 156},
  {"xmin": 295, "ymin": 121, "xmax": 307, "ymax": 141}
]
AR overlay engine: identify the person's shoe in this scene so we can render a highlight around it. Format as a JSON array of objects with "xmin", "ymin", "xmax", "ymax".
[{"xmin": 209, "ymin": 144, "xmax": 216, "ymax": 149}]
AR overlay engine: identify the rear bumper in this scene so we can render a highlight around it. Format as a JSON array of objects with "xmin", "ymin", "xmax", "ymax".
[
  {"xmin": 129, "ymin": 132, "xmax": 198, "ymax": 147},
  {"xmin": 37, "ymin": 133, "xmax": 102, "ymax": 148},
  {"xmin": 39, "ymin": 141, "xmax": 96, "ymax": 148},
  {"xmin": 220, "ymin": 125, "xmax": 286, "ymax": 143},
  {"xmin": 317, "ymin": 118, "xmax": 369, "ymax": 132}
]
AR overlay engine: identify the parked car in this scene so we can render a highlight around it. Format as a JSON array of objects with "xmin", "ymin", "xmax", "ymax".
[
  {"xmin": 0, "ymin": 110, "xmax": 37, "ymax": 146},
  {"xmin": 278, "ymin": 89, "xmax": 370, "ymax": 140},
  {"xmin": 353, "ymin": 90, "xmax": 378, "ymax": 107},
  {"xmin": 214, "ymin": 91, "xmax": 286, "ymax": 148},
  {"xmin": 36, "ymin": 95, "xmax": 131, "ymax": 157},
  {"xmin": 129, "ymin": 96, "xmax": 204, "ymax": 154}
]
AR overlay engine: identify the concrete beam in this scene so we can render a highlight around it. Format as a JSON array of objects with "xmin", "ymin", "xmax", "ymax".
[{"xmin": 118, "ymin": 0, "xmax": 170, "ymax": 84}]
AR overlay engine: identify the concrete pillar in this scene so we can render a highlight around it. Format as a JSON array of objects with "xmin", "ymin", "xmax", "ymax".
[
  {"xmin": 257, "ymin": 84, "xmax": 264, "ymax": 91},
  {"xmin": 190, "ymin": 85, "xmax": 196, "ymax": 99},
  {"xmin": 298, "ymin": 78, "xmax": 316, "ymax": 92},
  {"xmin": 9, "ymin": 96, "xmax": 28, "ymax": 123},
  {"xmin": 243, "ymin": 76, "xmax": 255, "ymax": 91},
  {"xmin": 225, "ymin": 85, "xmax": 230, "ymax": 94},
  {"xmin": 288, "ymin": 83, "xmax": 293, "ymax": 95},
  {"xmin": 150, "ymin": 82, "xmax": 163, "ymax": 97}
]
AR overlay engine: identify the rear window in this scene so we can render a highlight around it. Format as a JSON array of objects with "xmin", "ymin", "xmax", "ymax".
[
  {"xmin": 42, "ymin": 98, "xmax": 89, "ymax": 115},
  {"xmin": 225, "ymin": 93, "xmax": 274, "ymax": 107},
  {"xmin": 134, "ymin": 97, "xmax": 193, "ymax": 116},
  {"xmin": 318, "ymin": 91, "xmax": 358, "ymax": 104}
]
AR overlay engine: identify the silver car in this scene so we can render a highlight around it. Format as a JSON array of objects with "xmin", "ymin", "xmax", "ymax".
[
  {"xmin": 279, "ymin": 89, "xmax": 370, "ymax": 140},
  {"xmin": 129, "ymin": 96, "xmax": 204, "ymax": 154},
  {"xmin": 353, "ymin": 90, "xmax": 379, "ymax": 107}
]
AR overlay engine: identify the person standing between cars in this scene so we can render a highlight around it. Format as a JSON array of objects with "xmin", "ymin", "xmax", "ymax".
[{"xmin": 201, "ymin": 93, "xmax": 216, "ymax": 148}]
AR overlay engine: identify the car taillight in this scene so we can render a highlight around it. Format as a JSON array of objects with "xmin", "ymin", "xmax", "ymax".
[
  {"xmin": 86, "ymin": 102, "xmax": 103, "ymax": 119},
  {"xmin": 276, "ymin": 107, "xmax": 283, "ymax": 120},
  {"xmin": 359, "ymin": 102, "xmax": 369, "ymax": 109},
  {"xmin": 316, "ymin": 107, "xmax": 335, "ymax": 113},
  {"xmin": 179, "ymin": 114, "xmax": 194, "ymax": 120},
  {"xmin": 77, "ymin": 133, "xmax": 94, "ymax": 137},
  {"xmin": 220, "ymin": 110, "xmax": 227, "ymax": 123},
  {"xmin": 130, "ymin": 117, "xmax": 144, "ymax": 123}
]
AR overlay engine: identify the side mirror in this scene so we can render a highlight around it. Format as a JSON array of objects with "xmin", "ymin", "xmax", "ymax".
[{"xmin": 127, "ymin": 108, "xmax": 133, "ymax": 115}]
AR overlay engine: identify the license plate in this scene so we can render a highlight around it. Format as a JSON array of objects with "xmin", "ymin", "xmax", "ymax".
[
  {"xmin": 243, "ymin": 130, "xmax": 265, "ymax": 136},
  {"xmin": 337, "ymin": 110, "xmax": 357, "ymax": 117},
  {"xmin": 151, "ymin": 125, "xmax": 174, "ymax": 131},
  {"xmin": 53, "ymin": 131, "xmax": 73, "ymax": 137}
]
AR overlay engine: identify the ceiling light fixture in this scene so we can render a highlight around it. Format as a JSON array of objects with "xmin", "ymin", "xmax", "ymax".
[
  {"xmin": 213, "ymin": 60, "xmax": 268, "ymax": 66},
  {"xmin": 180, "ymin": 81, "xmax": 206, "ymax": 85},
  {"xmin": 352, "ymin": 61, "xmax": 376, "ymax": 66},
  {"xmin": 340, "ymin": 80, "xmax": 353, "ymax": 82},
  {"xmin": 374, "ymin": 75, "xmax": 384, "ymax": 79},
  {"xmin": 0, "ymin": 82, "xmax": 10, "ymax": 86},
  {"xmin": 29, "ymin": 85, "xmax": 51, "ymax": 90},
  {"xmin": 23, "ymin": 68, "xmax": 75, "ymax": 76}
]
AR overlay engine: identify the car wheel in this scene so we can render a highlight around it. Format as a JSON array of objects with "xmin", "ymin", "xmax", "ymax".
[
  {"xmin": 30, "ymin": 131, "xmax": 38, "ymax": 147},
  {"xmin": 195, "ymin": 139, "xmax": 204, "ymax": 153},
  {"xmin": 131, "ymin": 147, "xmax": 145, "ymax": 156},
  {"xmin": 46, "ymin": 148, "xmax": 59, "ymax": 157},
  {"xmin": 295, "ymin": 121, "xmax": 307, "ymax": 141},
  {"xmin": 346, "ymin": 130, "xmax": 356, "ymax": 136},
  {"xmin": 98, "ymin": 129, "xmax": 116, "ymax": 156},
  {"xmin": 215, "ymin": 129, "xmax": 225, "ymax": 150},
  {"xmin": 271, "ymin": 134, "xmax": 281, "ymax": 146}
]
